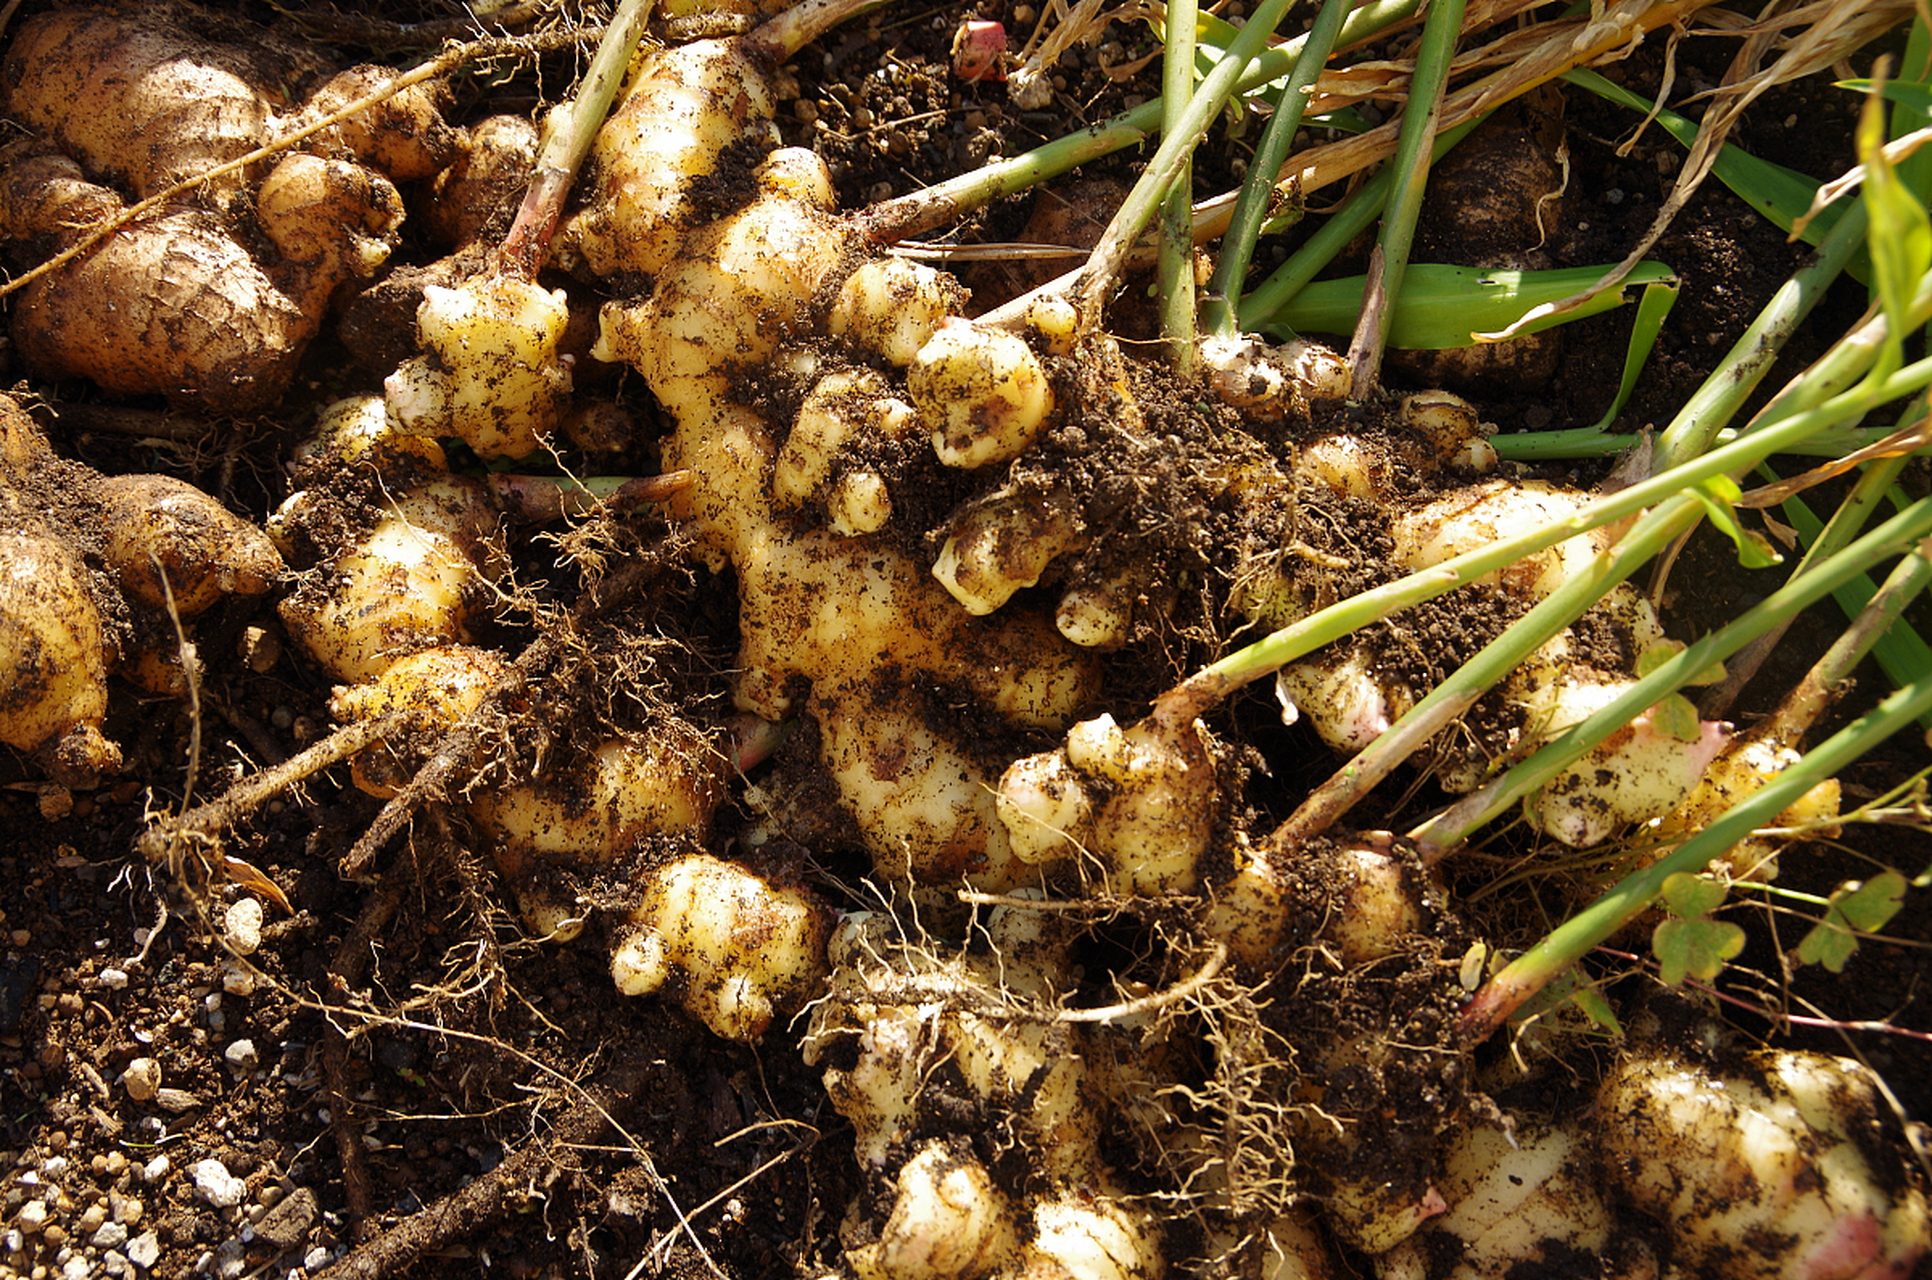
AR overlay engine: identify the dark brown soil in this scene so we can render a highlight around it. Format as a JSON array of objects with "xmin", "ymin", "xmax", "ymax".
[{"xmin": 2, "ymin": 4, "xmax": 1929, "ymax": 1280}]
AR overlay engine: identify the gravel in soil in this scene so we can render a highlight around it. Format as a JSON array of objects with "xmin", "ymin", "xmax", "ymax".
[{"xmin": 2, "ymin": 4, "xmax": 1930, "ymax": 1280}]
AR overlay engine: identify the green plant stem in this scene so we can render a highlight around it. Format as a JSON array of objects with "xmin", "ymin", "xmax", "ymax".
[
  {"xmin": 1073, "ymin": 0, "xmax": 1301, "ymax": 325},
  {"xmin": 1160, "ymin": 0, "xmax": 1200, "ymax": 370},
  {"xmin": 1346, "ymin": 0, "xmax": 1463, "ymax": 393},
  {"xmin": 1655, "ymin": 200, "xmax": 1872, "ymax": 470},
  {"xmin": 497, "ymin": 0, "xmax": 655, "ymax": 276},
  {"xmin": 1202, "ymin": 0, "xmax": 1353, "ymax": 339},
  {"xmin": 1272, "ymin": 492, "xmax": 1705, "ymax": 855},
  {"xmin": 1460, "ymin": 569, "xmax": 1932, "ymax": 1046},
  {"xmin": 1234, "ymin": 117, "xmax": 1483, "ymax": 330},
  {"xmin": 1492, "ymin": 421, "xmax": 1932, "ymax": 461},
  {"xmin": 1412, "ymin": 494, "xmax": 1932, "ymax": 858},
  {"xmin": 1159, "ymin": 346, "xmax": 1932, "ymax": 729},
  {"xmin": 861, "ymin": 0, "xmax": 1424, "ymax": 244},
  {"xmin": 1768, "ymin": 519, "xmax": 1932, "ymax": 740},
  {"xmin": 1701, "ymin": 449, "xmax": 1914, "ymax": 720}
]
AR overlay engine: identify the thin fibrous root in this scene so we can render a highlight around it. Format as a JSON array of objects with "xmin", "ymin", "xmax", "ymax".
[{"xmin": 138, "ymin": 710, "xmax": 408, "ymax": 868}]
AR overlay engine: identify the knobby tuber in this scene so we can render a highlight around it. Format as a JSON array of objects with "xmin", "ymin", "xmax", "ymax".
[
  {"xmin": 0, "ymin": 3, "xmax": 454, "ymax": 412},
  {"xmin": 8, "ymin": 3, "xmax": 1914, "ymax": 1277},
  {"xmin": 0, "ymin": 395, "xmax": 280, "ymax": 788}
]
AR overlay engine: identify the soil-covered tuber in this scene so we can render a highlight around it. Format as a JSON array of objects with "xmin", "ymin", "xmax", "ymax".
[
  {"xmin": 1, "ymin": 394, "xmax": 282, "ymax": 786},
  {"xmin": 0, "ymin": 3, "xmax": 452, "ymax": 411}
]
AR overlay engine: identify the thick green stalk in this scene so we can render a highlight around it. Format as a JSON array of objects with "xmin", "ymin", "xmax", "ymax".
[
  {"xmin": 1234, "ymin": 117, "xmax": 1483, "ymax": 329},
  {"xmin": 862, "ymin": 0, "xmax": 1424, "ymax": 244},
  {"xmin": 1492, "ymin": 423, "xmax": 1928, "ymax": 461},
  {"xmin": 1654, "ymin": 202, "xmax": 1872, "ymax": 469},
  {"xmin": 1701, "ymin": 450, "xmax": 1914, "ymax": 720},
  {"xmin": 1346, "ymin": 0, "xmax": 1463, "ymax": 393},
  {"xmin": 1153, "ymin": 334, "xmax": 1932, "ymax": 724},
  {"xmin": 1202, "ymin": 0, "xmax": 1354, "ymax": 339},
  {"xmin": 1160, "ymin": 0, "xmax": 1200, "ymax": 369},
  {"xmin": 1271, "ymin": 493, "xmax": 1702, "ymax": 853},
  {"xmin": 1460, "ymin": 596, "xmax": 1932, "ymax": 1045},
  {"xmin": 1073, "ymin": 0, "xmax": 1301, "ymax": 323},
  {"xmin": 1413, "ymin": 494, "xmax": 1932, "ymax": 856}
]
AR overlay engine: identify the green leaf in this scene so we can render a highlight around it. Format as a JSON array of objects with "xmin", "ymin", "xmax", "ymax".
[
  {"xmin": 1661, "ymin": 871, "xmax": 1728, "ymax": 918},
  {"xmin": 1797, "ymin": 914, "xmax": 1859, "ymax": 972},
  {"xmin": 1256, "ymin": 262, "xmax": 1677, "ymax": 348},
  {"xmin": 1839, "ymin": 78, "xmax": 1932, "ymax": 115},
  {"xmin": 1569, "ymin": 985, "xmax": 1623, "ymax": 1037},
  {"xmin": 1793, "ymin": 873, "xmax": 1905, "ymax": 972},
  {"xmin": 1510, "ymin": 964, "xmax": 1621, "ymax": 1037},
  {"xmin": 1858, "ymin": 89, "xmax": 1932, "ymax": 379},
  {"xmin": 1588, "ymin": 275, "xmax": 1679, "ymax": 431},
  {"xmin": 1838, "ymin": 871, "xmax": 1908, "ymax": 930},
  {"xmin": 1690, "ymin": 476, "xmax": 1783, "ymax": 569},
  {"xmin": 1635, "ymin": 640, "xmax": 1681, "ymax": 678},
  {"xmin": 1649, "ymin": 692, "xmax": 1704, "ymax": 743},
  {"xmin": 1639, "ymin": 639, "xmax": 1729, "ymax": 685},
  {"xmin": 1653, "ymin": 917, "xmax": 1746, "ymax": 986}
]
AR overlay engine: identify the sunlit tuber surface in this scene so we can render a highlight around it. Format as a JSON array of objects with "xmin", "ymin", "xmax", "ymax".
[
  {"xmin": 6, "ymin": 4, "xmax": 1921, "ymax": 1278},
  {"xmin": 0, "ymin": 393, "xmax": 282, "ymax": 786},
  {"xmin": 0, "ymin": 3, "xmax": 452, "ymax": 411}
]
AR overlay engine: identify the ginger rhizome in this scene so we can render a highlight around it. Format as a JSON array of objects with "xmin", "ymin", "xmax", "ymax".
[
  {"xmin": 0, "ymin": 395, "xmax": 281, "ymax": 788},
  {"xmin": 0, "ymin": 4, "xmax": 455, "ymax": 413},
  {"xmin": 4, "ymin": 4, "xmax": 1912, "ymax": 1278}
]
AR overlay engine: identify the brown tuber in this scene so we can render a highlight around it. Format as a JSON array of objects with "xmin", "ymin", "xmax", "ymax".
[{"xmin": 0, "ymin": 3, "xmax": 453, "ymax": 412}]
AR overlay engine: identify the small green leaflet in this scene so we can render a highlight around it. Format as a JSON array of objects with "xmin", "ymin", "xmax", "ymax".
[
  {"xmin": 1857, "ymin": 90, "xmax": 1932, "ymax": 382},
  {"xmin": 1690, "ymin": 475, "xmax": 1782, "ymax": 569},
  {"xmin": 1796, "ymin": 871, "xmax": 1909, "ymax": 972},
  {"xmin": 1661, "ymin": 871, "xmax": 1728, "ymax": 918},
  {"xmin": 1647, "ymin": 694, "xmax": 1703, "ymax": 744},
  {"xmin": 1654, "ymin": 872, "xmax": 1743, "ymax": 986},
  {"xmin": 1637, "ymin": 640, "xmax": 1727, "ymax": 686},
  {"xmin": 1635, "ymin": 643, "xmax": 1723, "ymax": 744},
  {"xmin": 1653, "ymin": 918, "xmax": 1746, "ymax": 986},
  {"xmin": 1839, "ymin": 79, "xmax": 1932, "ymax": 117}
]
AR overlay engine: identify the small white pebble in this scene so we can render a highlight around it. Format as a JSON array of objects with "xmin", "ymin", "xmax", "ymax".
[
  {"xmin": 41, "ymin": 1155, "xmax": 69, "ymax": 1177},
  {"xmin": 303, "ymin": 1247, "xmax": 331, "ymax": 1271},
  {"xmin": 191, "ymin": 1159, "xmax": 247, "ymax": 1209},
  {"xmin": 221, "ymin": 900, "xmax": 263, "ymax": 956},
  {"xmin": 91, "ymin": 1221, "xmax": 128, "ymax": 1250},
  {"xmin": 140, "ymin": 1156, "xmax": 170, "ymax": 1184},
  {"xmin": 223, "ymin": 1041, "xmax": 258, "ymax": 1072},
  {"xmin": 97, "ymin": 968, "xmax": 128, "ymax": 992},
  {"xmin": 62, "ymin": 1256, "xmax": 90, "ymax": 1280},
  {"xmin": 126, "ymin": 1231, "xmax": 161, "ymax": 1269},
  {"xmin": 122, "ymin": 1059, "xmax": 161, "ymax": 1104},
  {"xmin": 17, "ymin": 1200, "xmax": 48, "ymax": 1232},
  {"xmin": 218, "ymin": 961, "xmax": 257, "ymax": 998}
]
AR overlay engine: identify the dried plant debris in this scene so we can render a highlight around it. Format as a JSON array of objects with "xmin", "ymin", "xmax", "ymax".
[{"xmin": 0, "ymin": 3, "xmax": 1924, "ymax": 1280}]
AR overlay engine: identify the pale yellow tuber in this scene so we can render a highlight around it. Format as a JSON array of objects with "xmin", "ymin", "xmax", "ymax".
[
  {"xmin": 1599, "ymin": 1048, "xmax": 1928, "ymax": 1280},
  {"xmin": 277, "ymin": 477, "xmax": 504, "ymax": 683},
  {"xmin": 0, "ymin": 5, "xmax": 451, "ymax": 412},
  {"xmin": 609, "ymin": 852, "xmax": 832, "ymax": 1042},
  {"xmin": 385, "ymin": 274, "xmax": 574, "ymax": 460}
]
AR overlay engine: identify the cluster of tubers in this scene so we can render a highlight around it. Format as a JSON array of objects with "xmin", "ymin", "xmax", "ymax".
[
  {"xmin": 0, "ymin": 395, "xmax": 279, "ymax": 789},
  {"xmin": 0, "ymin": 4, "xmax": 1920, "ymax": 1279}
]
